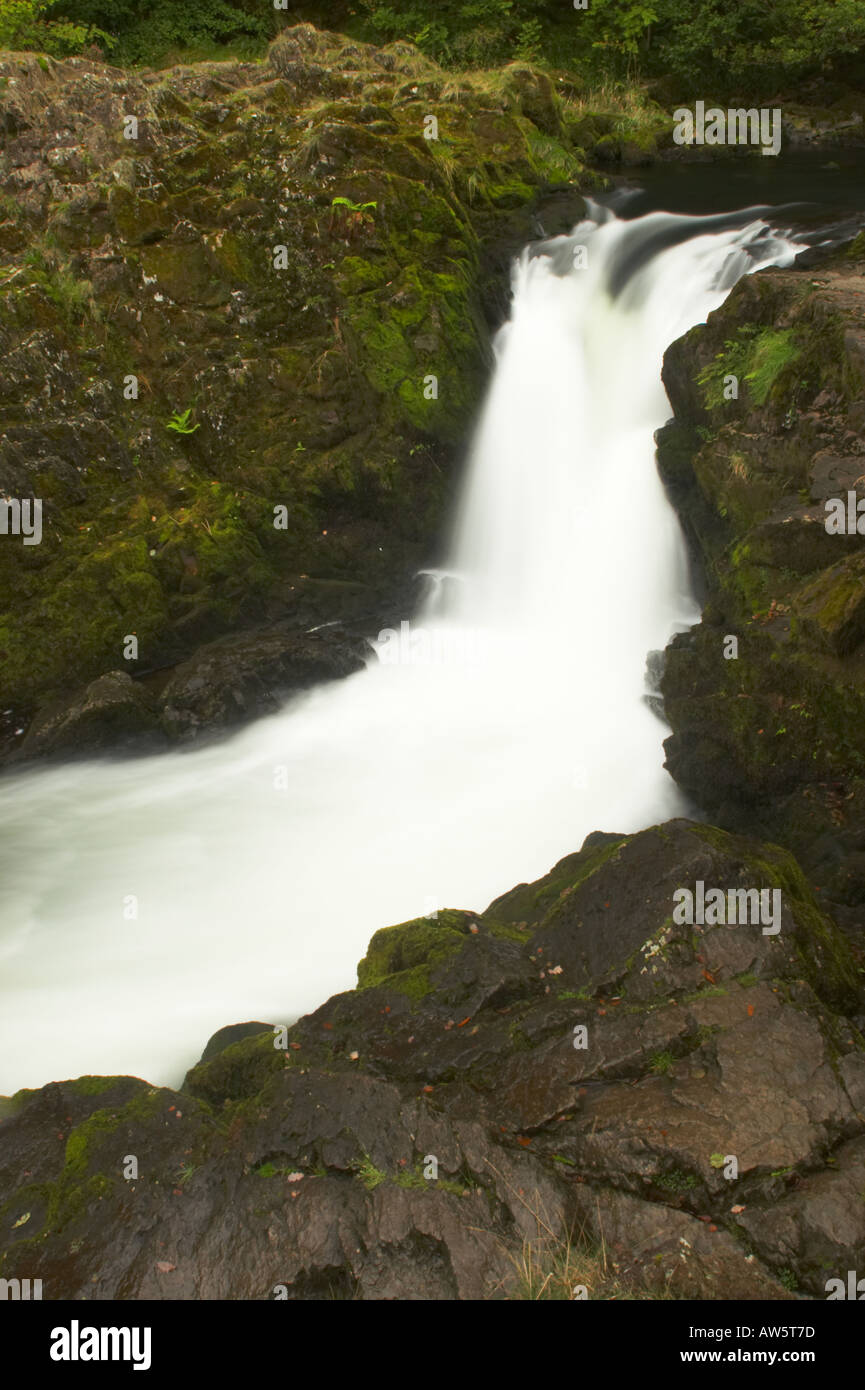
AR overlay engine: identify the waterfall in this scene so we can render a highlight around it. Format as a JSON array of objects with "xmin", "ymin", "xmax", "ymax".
[{"xmin": 0, "ymin": 206, "xmax": 799, "ymax": 1093}]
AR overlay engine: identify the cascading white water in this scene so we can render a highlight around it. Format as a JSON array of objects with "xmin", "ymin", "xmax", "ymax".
[{"xmin": 0, "ymin": 207, "xmax": 799, "ymax": 1093}]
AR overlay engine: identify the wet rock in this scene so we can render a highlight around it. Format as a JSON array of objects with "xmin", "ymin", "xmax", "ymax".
[
  {"xmin": 197, "ymin": 1021, "xmax": 274, "ymax": 1065},
  {"xmin": 15, "ymin": 671, "xmax": 163, "ymax": 762},
  {"xmin": 658, "ymin": 244, "xmax": 865, "ymax": 920},
  {"xmin": 3, "ymin": 819, "xmax": 860, "ymax": 1299},
  {"xmin": 159, "ymin": 627, "xmax": 366, "ymax": 744}
]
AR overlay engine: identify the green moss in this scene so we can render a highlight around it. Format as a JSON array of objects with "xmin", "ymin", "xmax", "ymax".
[
  {"xmin": 508, "ymin": 1022, "xmax": 534, "ymax": 1052},
  {"xmin": 484, "ymin": 837, "xmax": 627, "ymax": 930},
  {"xmin": 356, "ymin": 915, "xmax": 470, "ymax": 1001},
  {"xmin": 0, "ymin": 30, "xmax": 591, "ymax": 725},
  {"xmin": 65, "ymin": 1076, "xmax": 127, "ymax": 1096},
  {"xmin": 0, "ymin": 1087, "xmax": 38, "ymax": 1120},
  {"xmin": 655, "ymin": 1168, "xmax": 698, "ymax": 1193},
  {"xmin": 254, "ymin": 1160, "xmax": 301, "ymax": 1179},
  {"xmin": 794, "ymin": 555, "xmax": 865, "ymax": 657},
  {"xmin": 184, "ymin": 1029, "xmax": 287, "ymax": 1106},
  {"xmin": 0, "ymin": 1089, "xmax": 170, "ymax": 1248}
]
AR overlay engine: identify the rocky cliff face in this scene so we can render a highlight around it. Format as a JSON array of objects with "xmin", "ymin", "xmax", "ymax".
[
  {"xmin": 3, "ymin": 819, "xmax": 862, "ymax": 1299},
  {"xmin": 0, "ymin": 25, "xmax": 590, "ymax": 760},
  {"xmin": 658, "ymin": 236, "xmax": 865, "ymax": 948}
]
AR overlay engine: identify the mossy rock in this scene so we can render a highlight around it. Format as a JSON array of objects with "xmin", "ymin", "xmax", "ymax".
[
  {"xmin": 793, "ymin": 553, "xmax": 865, "ymax": 656},
  {"xmin": 356, "ymin": 910, "xmax": 476, "ymax": 1000},
  {"xmin": 0, "ymin": 27, "xmax": 590, "ymax": 738},
  {"xmin": 182, "ymin": 1029, "xmax": 287, "ymax": 1105}
]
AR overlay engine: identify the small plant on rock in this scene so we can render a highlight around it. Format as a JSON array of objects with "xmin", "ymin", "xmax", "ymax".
[{"xmin": 166, "ymin": 408, "xmax": 201, "ymax": 435}]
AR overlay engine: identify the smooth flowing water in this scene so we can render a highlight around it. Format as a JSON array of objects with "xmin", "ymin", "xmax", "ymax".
[{"xmin": 0, "ymin": 205, "xmax": 800, "ymax": 1093}]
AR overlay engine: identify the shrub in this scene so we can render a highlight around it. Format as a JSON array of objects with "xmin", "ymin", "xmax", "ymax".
[{"xmin": 0, "ymin": 0, "xmax": 113, "ymax": 56}]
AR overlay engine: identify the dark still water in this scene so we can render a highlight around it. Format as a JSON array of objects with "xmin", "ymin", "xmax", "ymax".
[{"xmin": 612, "ymin": 148, "xmax": 865, "ymax": 224}]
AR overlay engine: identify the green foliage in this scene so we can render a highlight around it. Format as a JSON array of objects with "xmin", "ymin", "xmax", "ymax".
[
  {"xmin": 330, "ymin": 197, "xmax": 377, "ymax": 213},
  {"xmin": 650, "ymin": 0, "xmax": 865, "ymax": 92},
  {"xmin": 0, "ymin": 0, "xmax": 113, "ymax": 56},
  {"xmin": 649, "ymin": 1049, "xmax": 674, "ymax": 1074},
  {"xmin": 698, "ymin": 327, "xmax": 801, "ymax": 411},
  {"xmin": 41, "ymin": 0, "xmax": 271, "ymax": 64},
  {"xmin": 355, "ymin": 1155, "xmax": 387, "ymax": 1191},
  {"xmin": 514, "ymin": 17, "xmax": 543, "ymax": 62},
  {"xmin": 362, "ymin": 0, "xmax": 864, "ymax": 88},
  {"xmin": 165, "ymin": 407, "xmax": 200, "ymax": 435},
  {"xmin": 3, "ymin": 0, "xmax": 863, "ymax": 89},
  {"xmin": 580, "ymin": 0, "xmax": 659, "ymax": 69}
]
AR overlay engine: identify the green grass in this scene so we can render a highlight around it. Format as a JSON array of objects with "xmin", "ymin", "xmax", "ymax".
[
  {"xmin": 698, "ymin": 326, "xmax": 801, "ymax": 410},
  {"xmin": 355, "ymin": 1156, "xmax": 387, "ymax": 1191}
]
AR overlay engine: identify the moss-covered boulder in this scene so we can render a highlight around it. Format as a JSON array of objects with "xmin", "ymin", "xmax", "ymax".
[{"xmin": 0, "ymin": 27, "xmax": 591, "ymax": 756}]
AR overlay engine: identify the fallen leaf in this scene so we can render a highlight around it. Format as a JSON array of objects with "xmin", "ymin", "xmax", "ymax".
[
  {"xmin": 457, "ymin": 1016, "xmax": 471, "ymax": 1028},
  {"xmin": 747, "ymin": 1004, "xmax": 755, "ymax": 1017},
  {"xmin": 155, "ymin": 1261, "xmax": 176, "ymax": 1274}
]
